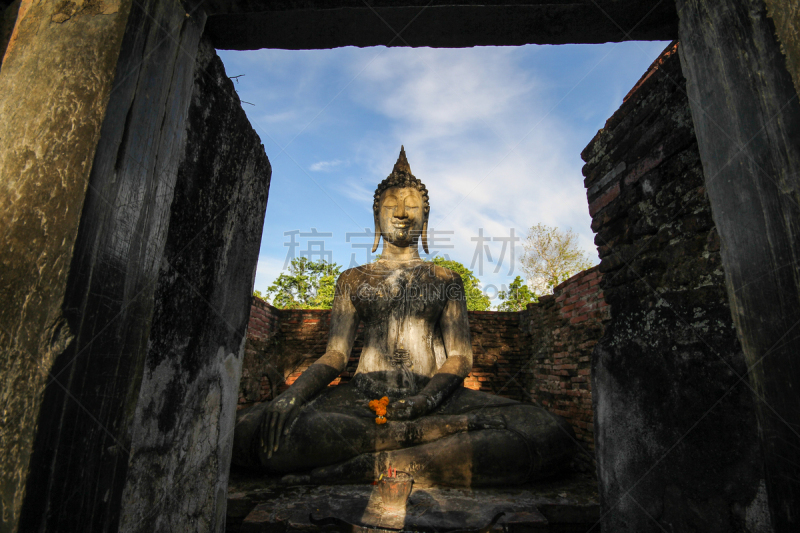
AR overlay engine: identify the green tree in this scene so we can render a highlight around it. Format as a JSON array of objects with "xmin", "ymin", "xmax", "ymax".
[
  {"xmin": 253, "ymin": 289, "xmax": 264, "ymax": 300},
  {"xmin": 521, "ymin": 223, "xmax": 594, "ymax": 295},
  {"xmin": 496, "ymin": 276, "xmax": 537, "ymax": 311},
  {"xmin": 430, "ymin": 256, "xmax": 491, "ymax": 311},
  {"xmin": 266, "ymin": 257, "xmax": 343, "ymax": 309}
]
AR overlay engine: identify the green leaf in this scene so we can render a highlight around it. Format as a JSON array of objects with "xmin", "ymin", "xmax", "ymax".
[
  {"xmin": 430, "ymin": 256, "xmax": 491, "ymax": 311},
  {"xmin": 495, "ymin": 276, "xmax": 537, "ymax": 311},
  {"xmin": 265, "ymin": 257, "xmax": 343, "ymax": 309}
]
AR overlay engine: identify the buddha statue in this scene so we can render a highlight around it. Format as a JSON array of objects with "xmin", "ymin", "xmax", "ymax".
[{"xmin": 232, "ymin": 147, "xmax": 576, "ymax": 486}]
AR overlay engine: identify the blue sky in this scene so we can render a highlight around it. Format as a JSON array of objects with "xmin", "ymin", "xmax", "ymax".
[{"xmin": 217, "ymin": 41, "xmax": 670, "ymax": 305}]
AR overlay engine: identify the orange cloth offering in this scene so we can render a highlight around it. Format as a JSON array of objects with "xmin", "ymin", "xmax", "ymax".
[{"xmin": 369, "ymin": 397, "xmax": 390, "ymax": 424}]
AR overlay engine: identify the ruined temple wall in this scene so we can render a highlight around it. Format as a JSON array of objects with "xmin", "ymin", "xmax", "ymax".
[
  {"xmin": 524, "ymin": 266, "xmax": 608, "ymax": 456},
  {"xmin": 462, "ymin": 311, "xmax": 529, "ymax": 399},
  {"xmin": 239, "ymin": 304, "xmax": 366, "ymax": 404},
  {"xmin": 583, "ymin": 42, "xmax": 769, "ymax": 531},
  {"xmin": 247, "ymin": 296, "xmax": 280, "ymax": 343}
]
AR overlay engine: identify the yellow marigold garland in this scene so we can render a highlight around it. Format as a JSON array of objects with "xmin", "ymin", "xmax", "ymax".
[{"xmin": 369, "ymin": 396, "xmax": 390, "ymax": 424}]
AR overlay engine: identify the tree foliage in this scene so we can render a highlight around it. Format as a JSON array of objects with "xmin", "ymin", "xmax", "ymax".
[
  {"xmin": 266, "ymin": 257, "xmax": 343, "ymax": 309},
  {"xmin": 430, "ymin": 256, "xmax": 491, "ymax": 311},
  {"xmin": 496, "ymin": 275, "xmax": 537, "ymax": 311},
  {"xmin": 521, "ymin": 223, "xmax": 594, "ymax": 295}
]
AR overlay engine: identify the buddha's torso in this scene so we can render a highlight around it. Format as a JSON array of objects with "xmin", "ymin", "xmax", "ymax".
[{"xmin": 340, "ymin": 260, "xmax": 460, "ymax": 394}]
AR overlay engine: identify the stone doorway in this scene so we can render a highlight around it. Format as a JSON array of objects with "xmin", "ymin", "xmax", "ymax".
[{"xmin": 2, "ymin": 1, "xmax": 799, "ymax": 532}]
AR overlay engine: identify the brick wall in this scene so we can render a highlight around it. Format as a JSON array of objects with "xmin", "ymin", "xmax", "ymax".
[
  {"xmin": 526, "ymin": 267, "xmax": 607, "ymax": 459},
  {"xmin": 274, "ymin": 309, "xmax": 365, "ymax": 391},
  {"xmin": 462, "ymin": 311, "xmax": 528, "ymax": 398},
  {"xmin": 239, "ymin": 298, "xmax": 280, "ymax": 404},
  {"xmin": 247, "ymin": 296, "xmax": 279, "ymax": 342},
  {"xmin": 240, "ymin": 268, "xmax": 607, "ymax": 470}
]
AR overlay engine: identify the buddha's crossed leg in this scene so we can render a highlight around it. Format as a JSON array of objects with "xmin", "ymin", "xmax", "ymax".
[
  {"xmin": 294, "ymin": 404, "xmax": 575, "ymax": 487},
  {"xmin": 233, "ymin": 389, "xmax": 575, "ymax": 487},
  {"xmin": 304, "ymin": 428, "xmax": 533, "ymax": 486},
  {"xmin": 233, "ymin": 399, "xmax": 507, "ymax": 469}
]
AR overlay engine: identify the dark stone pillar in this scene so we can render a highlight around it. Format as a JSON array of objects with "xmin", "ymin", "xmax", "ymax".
[
  {"xmin": 677, "ymin": 1, "xmax": 800, "ymax": 529},
  {"xmin": 584, "ymin": 44, "xmax": 769, "ymax": 532},
  {"xmin": 1, "ymin": 0, "xmax": 269, "ymax": 532},
  {"xmin": 119, "ymin": 37, "xmax": 270, "ymax": 532},
  {"xmin": 0, "ymin": 1, "xmax": 136, "ymax": 530},
  {"xmin": 13, "ymin": 2, "xmax": 210, "ymax": 528}
]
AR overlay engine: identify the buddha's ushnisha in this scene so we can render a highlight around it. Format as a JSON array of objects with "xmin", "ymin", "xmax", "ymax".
[{"xmin": 233, "ymin": 147, "xmax": 575, "ymax": 486}]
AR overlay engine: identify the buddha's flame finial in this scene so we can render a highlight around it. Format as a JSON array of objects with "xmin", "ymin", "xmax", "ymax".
[{"xmin": 392, "ymin": 145, "xmax": 412, "ymax": 175}]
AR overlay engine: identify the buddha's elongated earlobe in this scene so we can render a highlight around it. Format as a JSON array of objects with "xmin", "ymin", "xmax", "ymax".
[
  {"xmin": 422, "ymin": 220, "xmax": 429, "ymax": 255},
  {"xmin": 372, "ymin": 215, "xmax": 382, "ymax": 253}
]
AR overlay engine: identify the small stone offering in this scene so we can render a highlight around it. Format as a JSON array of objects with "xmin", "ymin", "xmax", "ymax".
[{"xmin": 378, "ymin": 469, "xmax": 413, "ymax": 511}]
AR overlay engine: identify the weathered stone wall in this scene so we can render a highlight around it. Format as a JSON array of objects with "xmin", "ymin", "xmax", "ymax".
[
  {"xmin": 584, "ymin": 42, "xmax": 769, "ymax": 532},
  {"xmin": 240, "ymin": 298, "xmax": 282, "ymax": 403},
  {"xmin": 1, "ymin": 1, "xmax": 270, "ymax": 531},
  {"xmin": 239, "ymin": 305, "xmax": 366, "ymax": 404},
  {"xmin": 118, "ymin": 35, "xmax": 271, "ymax": 533},
  {"xmin": 278, "ymin": 309, "xmax": 363, "ymax": 390},
  {"xmin": 239, "ymin": 267, "xmax": 607, "ymax": 471},
  {"xmin": 678, "ymin": 2, "xmax": 800, "ymax": 528},
  {"xmin": 461, "ymin": 311, "xmax": 528, "ymax": 399},
  {"xmin": 0, "ymin": 1, "xmax": 134, "ymax": 529}
]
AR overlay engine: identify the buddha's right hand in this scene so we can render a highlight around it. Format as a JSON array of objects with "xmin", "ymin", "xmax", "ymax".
[
  {"xmin": 260, "ymin": 390, "xmax": 305, "ymax": 458},
  {"xmin": 259, "ymin": 362, "xmax": 343, "ymax": 457}
]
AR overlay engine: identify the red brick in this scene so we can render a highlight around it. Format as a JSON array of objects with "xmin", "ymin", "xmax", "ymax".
[
  {"xmin": 570, "ymin": 314, "xmax": 589, "ymax": 324},
  {"xmin": 589, "ymin": 182, "xmax": 620, "ymax": 217},
  {"xmin": 574, "ymin": 282, "xmax": 590, "ymax": 295}
]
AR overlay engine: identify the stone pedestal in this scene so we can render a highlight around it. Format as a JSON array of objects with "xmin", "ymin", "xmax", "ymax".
[{"xmin": 226, "ymin": 471, "xmax": 599, "ymax": 533}]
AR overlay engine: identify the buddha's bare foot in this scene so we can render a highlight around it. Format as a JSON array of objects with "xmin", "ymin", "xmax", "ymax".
[
  {"xmin": 467, "ymin": 412, "xmax": 506, "ymax": 431},
  {"xmin": 280, "ymin": 473, "xmax": 312, "ymax": 485}
]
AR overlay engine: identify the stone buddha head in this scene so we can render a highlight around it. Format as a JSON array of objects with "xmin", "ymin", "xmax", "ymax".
[{"xmin": 372, "ymin": 146, "xmax": 430, "ymax": 255}]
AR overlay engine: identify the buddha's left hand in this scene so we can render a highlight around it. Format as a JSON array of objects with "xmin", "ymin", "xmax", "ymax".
[{"xmin": 387, "ymin": 395, "xmax": 429, "ymax": 420}]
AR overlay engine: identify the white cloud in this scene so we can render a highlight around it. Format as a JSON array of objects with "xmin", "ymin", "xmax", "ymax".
[
  {"xmin": 256, "ymin": 110, "xmax": 298, "ymax": 124},
  {"xmin": 331, "ymin": 178, "xmax": 375, "ymax": 210},
  {"xmin": 351, "ymin": 47, "xmax": 539, "ymax": 144},
  {"xmin": 310, "ymin": 159, "xmax": 347, "ymax": 172}
]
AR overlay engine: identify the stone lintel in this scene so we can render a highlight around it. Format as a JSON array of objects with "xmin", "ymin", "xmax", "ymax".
[{"xmin": 203, "ymin": 0, "xmax": 678, "ymax": 50}]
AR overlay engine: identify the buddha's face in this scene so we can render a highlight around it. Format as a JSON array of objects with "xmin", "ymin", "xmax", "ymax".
[{"xmin": 378, "ymin": 187, "xmax": 425, "ymax": 247}]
